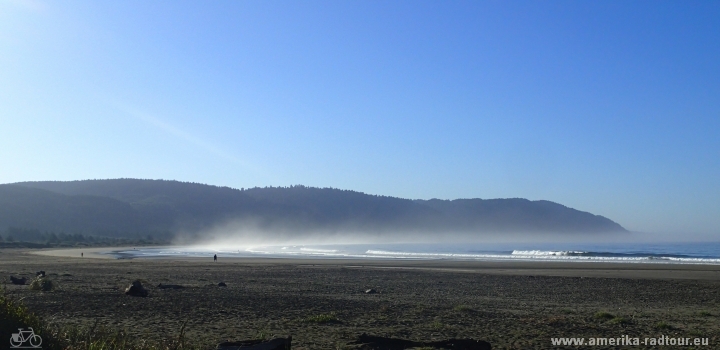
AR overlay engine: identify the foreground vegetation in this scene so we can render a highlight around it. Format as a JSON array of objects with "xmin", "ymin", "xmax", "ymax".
[{"xmin": 0, "ymin": 289, "xmax": 198, "ymax": 350}]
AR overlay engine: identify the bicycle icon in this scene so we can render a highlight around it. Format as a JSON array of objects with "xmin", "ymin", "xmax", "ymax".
[{"xmin": 10, "ymin": 328, "xmax": 42, "ymax": 348}]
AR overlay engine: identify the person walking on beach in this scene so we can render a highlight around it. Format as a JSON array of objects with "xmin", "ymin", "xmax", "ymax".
[{"xmin": 214, "ymin": 254, "xmax": 217, "ymax": 262}]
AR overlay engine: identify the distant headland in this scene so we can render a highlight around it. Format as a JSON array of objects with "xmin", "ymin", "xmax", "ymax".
[{"xmin": 0, "ymin": 179, "xmax": 627, "ymax": 241}]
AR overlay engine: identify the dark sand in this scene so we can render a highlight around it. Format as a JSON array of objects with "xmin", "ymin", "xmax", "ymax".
[{"xmin": 3, "ymin": 248, "xmax": 720, "ymax": 349}]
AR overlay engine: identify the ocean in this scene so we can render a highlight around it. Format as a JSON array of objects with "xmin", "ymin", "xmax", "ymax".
[{"xmin": 108, "ymin": 241, "xmax": 720, "ymax": 264}]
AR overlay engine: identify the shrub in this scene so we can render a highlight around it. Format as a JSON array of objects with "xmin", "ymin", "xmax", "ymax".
[{"xmin": 29, "ymin": 277, "xmax": 54, "ymax": 291}]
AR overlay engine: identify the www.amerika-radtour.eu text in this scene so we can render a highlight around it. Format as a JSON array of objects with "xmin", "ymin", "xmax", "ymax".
[{"xmin": 551, "ymin": 335, "xmax": 709, "ymax": 346}]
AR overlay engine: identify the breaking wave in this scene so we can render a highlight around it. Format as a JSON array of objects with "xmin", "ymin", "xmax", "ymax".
[{"xmin": 107, "ymin": 242, "xmax": 720, "ymax": 265}]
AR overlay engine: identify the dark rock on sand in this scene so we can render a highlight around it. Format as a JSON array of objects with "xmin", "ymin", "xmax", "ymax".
[
  {"xmin": 348, "ymin": 334, "xmax": 491, "ymax": 350},
  {"xmin": 125, "ymin": 280, "xmax": 148, "ymax": 297},
  {"xmin": 365, "ymin": 289, "xmax": 377, "ymax": 294},
  {"xmin": 10, "ymin": 276, "xmax": 27, "ymax": 285},
  {"xmin": 217, "ymin": 336, "xmax": 291, "ymax": 350},
  {"xmin": 218, "ymin": 282, "xmax": 227, "ymax": 287}
]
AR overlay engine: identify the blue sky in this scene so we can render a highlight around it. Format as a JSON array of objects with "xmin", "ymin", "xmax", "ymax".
[{"xmin": 1, "ymin": 1, "xmax": 718, "ymax": 236}]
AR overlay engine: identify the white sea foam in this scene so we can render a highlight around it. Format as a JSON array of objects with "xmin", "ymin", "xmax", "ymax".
[
  {"xmin": 364, "ymin": 250, "xmax": 504, "ymax": 259},
  {"xmin": 511, "ymin": 250, "xmax": 587, "ymax": 256},
  {"xmin": 363, "ymin": 249, "xmax": 720, "ymax": 264},
  {"xmin": 299, "ymin": 248, "xmax": 338, "ymax": 253},
  {"xmin": 109, "ymin": 243, "xmax": 720, "ymax": 265}
]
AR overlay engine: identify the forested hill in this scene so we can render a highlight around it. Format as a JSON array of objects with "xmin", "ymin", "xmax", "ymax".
[{"xmin": 0, "ymin": 179, "xmax": 627, "ymax": 240}]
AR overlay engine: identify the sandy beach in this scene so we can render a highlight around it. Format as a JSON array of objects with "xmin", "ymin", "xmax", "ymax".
[{"xmin": 3, "ymin": 247, "xmax": 720, "ymax": 349}]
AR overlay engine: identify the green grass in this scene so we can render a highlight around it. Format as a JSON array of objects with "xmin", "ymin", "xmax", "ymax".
[
  {"xmin": 0, "ymin": 287, "xmax": 63, "ymax": 350},
  {"xmin": 1, "ymin": 287, "xmax": 201, "ymax": 349},
  {"xmin": 453, "ymin": 305, "xmax": 474, "ymax": 312},
  {"xmin": 254, "ymin": 328, "xmax": 272, "ymax": 340},
  {"xmin": 57, "ymin": 322, "xmax": 193, "ymax": 350},
  {"xmin": 594, "ymin": 311, "xmax": 630, "ymax": 325},
  {"xmin": 546, "ymin": 316, "xmax": 565, "ymax": 326},
  {"xmin": 655, "ymin": 321, "xmax": 676, "ymax": 330},
  {"xmin": 594, "ymin": 311, "xmax": 615, "ymax": 320},
  {"xmin": 687, "ymin": 329, "xmax": 704, "ymax": 337},
  {"xmin": 698, "ymin": 311, "xmax": 713, "ymax": 317},
  {"xmin": 305, "ymin": 312, "xmax": 339, "ymax": 324},
  {"xmin": 609, "ymin": 316, "xmax": 631, "ymax": 325}
]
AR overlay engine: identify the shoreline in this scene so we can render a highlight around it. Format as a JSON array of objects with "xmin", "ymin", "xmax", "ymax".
[
  {"xmin": 29, "ymin": 246, "xmax": 720, "ymax": 280},
  {"xmin": 32, "ymin": 246, "xmax": 145, "ymax": 259}
]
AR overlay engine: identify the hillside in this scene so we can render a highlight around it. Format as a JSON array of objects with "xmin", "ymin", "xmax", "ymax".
[{"xmin": 0, "ymin": 179, "xmax": 627, "ymax": 240}]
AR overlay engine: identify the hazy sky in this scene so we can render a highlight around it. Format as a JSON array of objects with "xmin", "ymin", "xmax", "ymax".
[{"xmin": 1, "ymin": 1, "xmax": 718, "ymax": 236}]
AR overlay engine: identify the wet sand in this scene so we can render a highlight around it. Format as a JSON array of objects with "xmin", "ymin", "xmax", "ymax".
[{"xmin": 4, "ymin": 248, "xmax": 720, "ymax": 349}]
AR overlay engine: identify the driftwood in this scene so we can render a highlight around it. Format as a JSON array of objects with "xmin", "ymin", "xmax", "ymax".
[
  {"xmin": 348, "ymin": 334, "xmax": 491, "ymax": 350},
  {"xmin": 10, "ymin": 276, "xmax": 27, "ymax": 285},
  {"xmin": 217, "ymin": 336, "xmax": 291, "ymax": 350}
]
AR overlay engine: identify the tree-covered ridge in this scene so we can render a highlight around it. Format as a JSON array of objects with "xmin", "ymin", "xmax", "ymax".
[{"xmin": 0, "ymin": 179, "xmax": 626, "ymax": 240}]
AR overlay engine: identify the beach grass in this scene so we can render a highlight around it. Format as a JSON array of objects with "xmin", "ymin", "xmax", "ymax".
[
  {"xmin": 0, "ymin": 287, "xmax": 63, "ymax": 350},
  {"xmin": 305, "ymin": 312, "xmax": 339, "ymax": 323},
  {"xmin": 609, "ymin": 316, "xmax": 631, "ymax": 325},
  {"xmin": 1, "ymin": 288, "xmax": 199, "ymax": 350},
  {"xmin": 453, "ymin": 304, "xmax": 474, "ymax": 312},
  {"xmin": 655, "ymin": 321, "xmax": 676, "ymax": 330},
  {"xmin": 594, "ymin": 311, "xmax": 615, "ymax": 320}
]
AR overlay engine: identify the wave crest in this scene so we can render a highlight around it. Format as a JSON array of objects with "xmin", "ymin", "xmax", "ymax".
[{"xmin": 511, "ymin": 250, "xmax": 588, "ymax": 256}]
